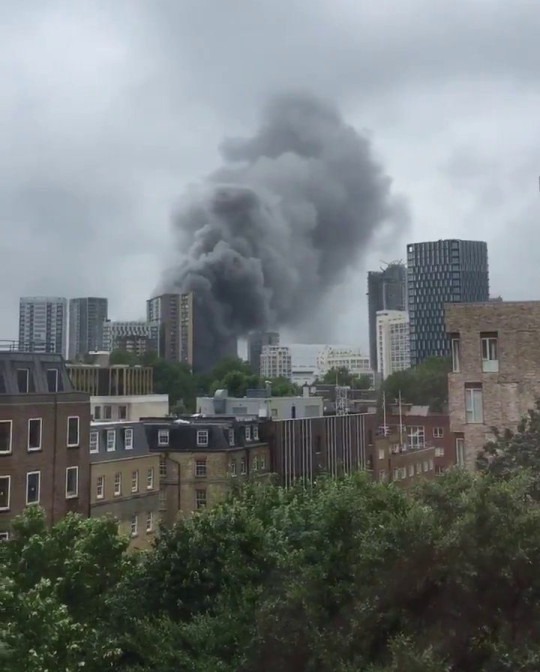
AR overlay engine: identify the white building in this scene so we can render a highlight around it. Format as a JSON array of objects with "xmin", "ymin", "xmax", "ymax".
[
  {"xmin": 92, "ymin": 394, "xmax": 169, "ymax": 422},
  {"xmin": 376, "ymin": 310, "xmax": 410, "ymax": 380},
  {"xmin": 19, "ymin": 296, "xmax": 67, "ymax": 357},
  {"xmin": 260, "ymin": 345, "xmax": 292, "ymax": 380},
  {"xmin": 103, "ymin": 320, "xmax": 154, "ymax": 352},
  {"xmin": 196, "ymin": 390, "xmax": 323, "ymax": 420},
  {"xmin": 317, "ymin": 347, "xmax": 373, "ymax": 383}
]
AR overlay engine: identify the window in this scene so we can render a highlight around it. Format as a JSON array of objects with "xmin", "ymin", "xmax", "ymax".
[
  {"xmin": 259, "ymin": 456, "xmax": 266, "ymax": 470},
  {"xmin": 196, "ymin": 430, "xmax": 209, "ymax": 447},
  {"xmin": 17, "ymin": 368, "xmax": 29, "ymax": 393},
  {"xmin": 104, "ymin": 405, "xmax": 112, "ymax": 420},
  {"xmin": 0, "ymin": 421, "xmax": 12, "ymax": 454},
  {"xmin": 96, "ymin": 475, "xmax": 105, "ymax": 499},
  {"xmin": 378, "ymin": 447, "xmax": 385, "ymax": 460},
  {"xmin": 0, "ymin": 476, "xmax": 10, "ymax": 510},
  {"xmin": 25, "ymin": 471, "xmax": 40, "ymax": 505},
  {"xmin": 456, "ymin": 437, "xmax": 465, "ymax": 467},
  {"xmin": 195, "ymin": 460, "xmax": 207, "ymax": 478},
  {"xmin": 46, "ymin": 368, "xmax": 59, "ymax": 392},
  {"xmin": 146, "ymin": 512, "xmax": 154, "ymax": 533},
  {"xmin": 406, "ymin": 426, "xmax": 425, "ymax": 450},
  {"xmin": 130, "ymin": 515, "xmax": 138, "ymax": 537},
  {"xmin": 158, "ymin": 429, "xmax": 169, "ymax": 447},
  {"xmin": 89, "ymin": 431, "xmax": 99, "ymax": 454},
  {"xmin": 146, "ymin": 467, "xmax": 154, "ymax": 489},
  {"xmin": 0, "ymin": 532, "xmax": 9, "ymax": 541},
  {"xmin": 230, "ymin": 460, "xmax": 237, "ymax": 476},
  {"xmin": 159, "ymin": 490, "xmax": 166, "ymax": 511},
  {"xmin": 415, "ymin": 463, "xmax": 421, "ymax": 475},
  {"xmin": 67, "ymin": 417, "xmax": 80, "ymax": 447},
  {"xmin": 245, "ymin": 426, "xmax": 252, "ymax": 441},
  {"xmin": 124, "ymin": 428, "xmax": 133, "ymax": 450},
  {"xmin": 114, "ymin": 472, "xmax": 122, "ymax": 496},
  {"xmin": 66, "ymin": 467, "xmax": 79, "ymax": 498},
  {"xmin": 429, "ymin": 458, "xmax": 434, "ymax": 471},
  {"xmin": 119, "ymin": 405, "xmax": 127, "ymax": 420},
  {"xmin": 408, "ymin": 464, "xmax": 414, "ymax": 477},
  {"xmin": 195, "ymin": 489, "xmax": 207, "ymax": 509},
  {"xmin": 451, "ymin": 337, "xmax": 460, "ymax": 372},
  {"xmin": 433, "ymin": 427, "xmax": 444, "ymax": 439},
  {"xmin": 253, "ymin": 425, "xmax": 259, "ymax": 441},
  {"xmin": 393, "ymin": 468, "xmax": 399, "ymax": 480},
  {"xmin": 481, "ymin": 333, "xmax": 499, "ymax": 373},
  {"xmin": 423, "ymin": 461, "xmax": 428, "ymax": 473},
  {"xmin": 106, "ymin": 430, "xmax": 116, "ymax": 452},
  {"xmin": 131, "ymin": 470, "xmax": 139, "ymax": 493},
  {"xmin": 94, "ymin": 406, "xmax": 101, "ymax": 420},
  {"xmin": 228, "ymin": 429, "xmax": 235, "ymax": 446},
  {"xmin": 252, "ymin": 456, "xmax": 258, "ymax": 471},
  {"xmin": 465, "ymin": 386, "xmax": 483, "ymax": 423},
  {"xmin": 379, "ymin": 470, "xmax": 386, "ymax": 482},
  {"xmin": 240, "ymin": 458, "xmax": 247, "ymax": 475},
  {"xmin": 435, "ymin": 447, "xmax": 445, "ymax": 457},
  {"xmin": 159, "ymin": 457, "xmax": 167, "ymax": 479},
  {"xmin": 25, "ymin": 418, "xmax": 42, "ymax": 452}
]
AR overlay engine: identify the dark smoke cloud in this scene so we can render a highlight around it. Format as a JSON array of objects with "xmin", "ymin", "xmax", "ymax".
[{"xmin": 162, "ymin": 91, "xmax": 408, "ymax": 368}]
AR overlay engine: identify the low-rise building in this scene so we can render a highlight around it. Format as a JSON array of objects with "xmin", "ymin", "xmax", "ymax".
[
  {"xmin": 196, "ymin": 389, "xmax": 323, "ymax": 420},
  {"xmin": 67, "ymin": 363, "xmax": 153, "ymax": 396},
  {"xmin": 367, "ymin": 429, "xmax": 437, "ymax": 486},
  {"xmin": 89, "ymin": 420, "xmax": 160, "ymax": 550},
  {"xmin": 0, "ymin": 352, "xmax": 90, "ymax": 539},
  {"xmin": 92, "ymin": 394, "xmax": 169, "ymax": 422},
  {"xmin": 144, "ymin": 416, "xmax": 271, "ymax": 521},
  {"xmin": 446, "ymin": 300, "xmax": 540, "ymax": 469}
]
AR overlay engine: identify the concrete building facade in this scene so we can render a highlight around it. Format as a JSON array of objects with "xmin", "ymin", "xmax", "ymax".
[
  {"xmin": 317, "ymin": 347, "xmax": 373, "ymax": 385},
  {"xmin": 102, "ymin": 320, "xmax": 156, "ymax": 357},
  {"xmin": 196, "ymin": 390, "xmax": 323, "ymax": 420},
  {"xmin": 376, "ymin": 310, "xmax": 410, "ymax": 380},
  {"xmin": 446, "ymin": 301, "xmax": 540, "ymax": 469},
  {"xmin": 247, "ymin": 331, "xmax": 280, "ymax": 373},
  {"xmin": 407, "ymin": 239, "xmax": 489, "ymax": 366},
  {"xmin": 91, "ymin": 395, "xmax": 169, "ymax": 422},
  {"xmin": 19, "ymin": 297, "xmax": 67, "ymax": 357},
  {"xmin": 69, "ymin": 298, "xmax": 108, "ymax": 360},
  {"xmin": 260, "ymin": 345, "xmax": 292, "ymax": 380}
]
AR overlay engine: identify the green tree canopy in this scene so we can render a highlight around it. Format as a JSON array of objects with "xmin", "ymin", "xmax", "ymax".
[
  {"xmin": 383, "ymin": 356, "xmax": 451, "ymax": 412},
  {"xmin": 321, "ymin": 367, "xmax": 373, "ymax": 389}
]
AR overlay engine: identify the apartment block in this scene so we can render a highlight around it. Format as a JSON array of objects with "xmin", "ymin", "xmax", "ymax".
[
  {"xmin": 0, "ymin": 353, "xmax": 90, "ymax": 539},
  {"xmin": 144, "ymin": 417, "xmax": 271, "ymax": 522},
  {"xmin": 19, "ymin": 297, "xmax": 67, "ymax": 357},
  {"xmin": 247, "ymin": 331, "xmax": 280, "ymax": 372},
  {"xmin": 102, "ymin": 320, "xmax": 156, "ymax": 357},
  {"xmin": 376, "ymin": 310, "xmax": 410, "ymax": 380},
  {"xmin": 89, "ymin": 420, "xmax": 160, "ymax": 550},
  {"xmin": 260, "ymin": 345, "xmax": 292, "ymax": 380},
  {"xmin": 69, "ymin": 297, "xmax": 108, "ymax": 360},
  {"xmin": 368, "ymin": 431, "xmax": 437, "ymax": 486},
  {"xmin": 446, "ymin": 301, "xmax": 540, "ymax": 469}
]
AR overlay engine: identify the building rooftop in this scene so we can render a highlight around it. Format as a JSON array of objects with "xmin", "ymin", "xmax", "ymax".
[{"xmin": 0, "ymin": 352, "xmax": 76, "ymax": 395}]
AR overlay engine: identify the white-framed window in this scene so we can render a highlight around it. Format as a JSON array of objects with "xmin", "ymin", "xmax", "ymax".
[
  {"xmin": 114, "ymin": 472, "xmax": 122, "ymax": 496},
  {"xmin": 89, "ymin": 431, "xmax": 99, "ymax": 454},
  {"xmin": 46, "ymin": 368, "xmax": 59, "ymax": 392},
  {"xmin": 0, "ymin": 476, "xmax": 10, "ymax": 511},
  {"xmin": 379, "ymin": 469, "xmax": 386, "ymax": 482},
  {"xmin": 195, "ymin": 489, "xmax": 207, "ymax": 509},
  {"xmin": 131, "ymin": 470, "xmax": 139, "ymax": 493},
  {"xmin": 27, "ymin": 418, "xmax": 42, "ymax": 451},
  {"xmin": 401, "ymin": 467, "xmax": 407, "ymax": 480},
  {"xmin": 433, "ymin": 427, "xmax": 444, "ymax": 439},
  {"xmin": 0, "ymin": 531, "xmax": 9, "ymax": 541},
  {"xmin": 416, "ymin": 463, "xmax": 421, "ymax": 475},
  {"xmin": 456, "ymin": 437, "xmax": 465, "ymax": 467},
  {"xmin": 230, "ymin": 460, "xmax": 237, "ymax": 477},
  {"xmin": 124, "ymin": 428, "xmax": 133, "ymax": 450},
  {"xmin": 96, "ymin": 475, "xmax": 105, "ymax": 499},
  {"xmin": 0, "ymin": 421, "xmax": 12, "ymax": 455},
  {"xmin": 253, "ymin": 425, "xmax": 259, "ymax": 441},
  {"xmin": 195, "ymin": 460, "xmax": 207, "ymax": 478},
  {"xmin": 196, "ymin": 430, "xmax": 209, "ymax": 447},
  {"xmin": 429, "ymin": 458, "xmax": 434, "ymax": 471},
  {"xmin": 408, "ymin": 464, "xmax": 414, "ymax": 477},
  {"xmin": 245, "ymin": 426, "xmax": 252, "ymax": 441},
  {"xmin": 407, "ymin": 426, "xmax": 425, "ymax": 450},
  {"xmin": 159, "ymin": 457, "xmax": 167, "ymax": 479},
  {"xmin": 67, "ymin": 417, "xmax": 80, "ymax": 447},
  {"xmin": 130, "ymin": 514, "xmax": 138, "ymax": 537},
  {"xmin": 65, "ymin": 467, "xmax": 79, "ymax": 499},
  {"xmin": 228, "ymin": 429, "xmax": 235, "ymax": 447},
  {"xmin": 259, "ymin": 456, "xmax": 266, "ymax": 470},
  {"xmin": 378, "ymin": 447, "xmax": 385, "ymax": 460},
  {"xmin": 146, "ymin": 467, "xmax": 154, "ymax": 489},
  {"xmin": 465, "ymin": 386, "xmax": 483, "ymax": 423},
  {"xmin": 435, "ymin": 447, "xmax": 445, "ymax": 457},
  {"xmin": 17, "ymin": 368, "xmax": 29, "ymax": 393},
  {"xmin": 146, "ymin": 512, "xmax": 154, "ymax": 533},
  {"xmin": 159, "ymin": 490, "xmax": 166, "ymax": 510},
  {"xmin": 106, "ymin": 429, "xmax": 116, "ymax": 452},
  {"xmin": 392, "ymin": 468, "xmax": 399, "ymax": 480},
  {"xmin": 240, "ymin": 458, "xmax": 247, "ymax": 475},
  {"xmin": 481, "ymin": 334, "xmax": 499, "ymax": 373},
  {"xmin": 158, "ymin": 429, "xmax": 169, "ymax": 447},
  {"xmin": 26, "ymin": 471, "xmax": 40, "ymax": 505},
  {"xmin": 451, "ymin": 337, "xmax": 460, "ymax": 373},
  {"xmin": 423, "ymin": 461, "xmax": 428, "ymax": 473}
]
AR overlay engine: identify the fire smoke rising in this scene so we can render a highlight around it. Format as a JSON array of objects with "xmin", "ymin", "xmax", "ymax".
[{"xmin": 162, "ymin": 92, "xmax": 408, "ymax": 366}]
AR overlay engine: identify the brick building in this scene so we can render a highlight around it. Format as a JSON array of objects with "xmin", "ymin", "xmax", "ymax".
[
  {"xmin": 446, "ymin": 301, "xmax": 540, "ymax": 469},
  {"xmin": 367, "ymin": 429, "xmax": 437, "ymax": 486},
  {"xmin": 89, "ymin": 420, "xmax": 161, "ymax": 550},
  {"xmin": 0, "ymin": 353, "xmax": 90, "ymax": 539}
]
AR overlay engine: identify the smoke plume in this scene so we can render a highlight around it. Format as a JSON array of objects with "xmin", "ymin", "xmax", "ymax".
[{"xmin": 162, "ymin": 91, "xmax": 408, "ymax": 369}]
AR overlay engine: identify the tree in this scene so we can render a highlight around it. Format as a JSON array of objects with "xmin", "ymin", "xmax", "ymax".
[
  {"xmin": 383, "ymin": 356, "xmax": 451, "ymax": 412},
  {"xmin": 109, "ymin": 350, "xmax": 140, "ymax": 366},
  {"xmin": 321, "ymin": 367, "xmax": 373, "ymax": 389}
]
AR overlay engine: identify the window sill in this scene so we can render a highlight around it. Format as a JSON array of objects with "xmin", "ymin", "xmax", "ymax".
[
  {"xmin": 28, "ymin": 447, "xmax": 42, "ymax": 452},
  {"xmin": 65, "ymin": 494, "xmax": 79, "ymax": 500}
]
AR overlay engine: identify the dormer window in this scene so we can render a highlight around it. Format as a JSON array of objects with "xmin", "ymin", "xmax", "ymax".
[
  {"xmin": 197, "ymin": 430, "xmax": 209, "ymax": 447},
  {"xmin": 253, "ymin": 425, "xmax": 259, "ymax": 441},
  {"xmin": 245, "ymin": 426, "xmax": 252, "ymax": 441},
  {"xmin": 228, "ymin": 429, "xmax": 235, "ymax": 447},
  {"xmin": 158, "ymin": 429, "xmax": 169, "ymax": 447}
]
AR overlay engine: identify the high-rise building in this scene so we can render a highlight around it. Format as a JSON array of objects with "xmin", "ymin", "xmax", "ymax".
[
  {"xmin": 376, "ymin": 310, "xmax": 410, "ymax": 380},
  {"xmin": 147, "ymin": 292, "xmax": 237, "ymax": 374},
  {"xmin": 68, "ymin": 298, "xmax": 108, "ymax": 360},
  {"xmin": 407, "ymin": 240, "xmax": 489, "ymax": 366},
  {"xmin": 19, "ymin": 297, "xmax": 68, "ymax": 357},
  {"xmin": 102, "ymin": 320, "xmax": 156, "ymax": 357},
  {"xmin": 260, "ymin": 345, "xmax": 292, "ymax": 380},
  {"xmin": 367, "ymin": 263, "xmax": 407, "ymax": 371},
  {"xmin": 247, "ymin": 331, "xmax": 280, "ymax": 373}
]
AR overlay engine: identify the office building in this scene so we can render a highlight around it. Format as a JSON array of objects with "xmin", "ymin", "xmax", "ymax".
[
  {"xmin": 376, "ymin": 310, "xmax": 410, "ymax": 380},
  {"xmin": 19, "ymin": 297, "xmax": 67, "ymax": 357},
  {"xmin": 408, "ymin": 240, "xmax": 489, "ymax": 366},
  {"xmin": 367, "ymin": 263, "xmax": 407, "ymax": 370},
  {"xmin": 147, "ymin": 292, "xmax": 237, "ymax": 373},
  {"xmin": 69, "ymin": 298, "xmax": 108, "ymax": 360},
  {"xmin": 260, "ymin": 345, "xmax": 292, "ymax": 380},
  {"xmin": 317, "ymin": 347, "xmax": 374, "ymax": 385},
  {"xmin": 446, "ymin": 301, "xmax": 540, "ymax": 469},
  {"xmin": 102, "ymin": 320, "xmax": 156, "ymax": 357},
  {"xmin": 0, "ymin": 352, "xmax": 91, "ymax": 539},
  {"xmin": 247, "ymin": 331, "xmax": 280, "ymax": 372}
]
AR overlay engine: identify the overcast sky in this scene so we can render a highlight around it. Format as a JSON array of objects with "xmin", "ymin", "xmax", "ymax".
[{"xmin": 2, "ymin": 0, "xmax": 540, "ymax": 350}]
